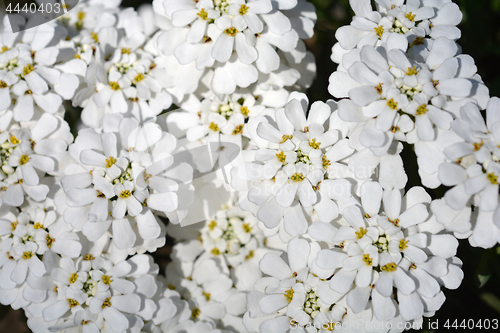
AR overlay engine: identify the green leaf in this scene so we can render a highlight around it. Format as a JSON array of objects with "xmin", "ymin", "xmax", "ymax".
[{"xmin": 475, "ymin": 251, "xmax": 493, "ymax": 288}]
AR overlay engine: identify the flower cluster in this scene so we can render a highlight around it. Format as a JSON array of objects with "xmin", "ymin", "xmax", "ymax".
[{"xmin": 0, "ymin": 0, "xmax": 498, "ymax": 332}]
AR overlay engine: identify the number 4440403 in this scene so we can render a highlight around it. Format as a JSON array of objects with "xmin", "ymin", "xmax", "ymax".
[
  {"xmin": 5, "ymin": 2, "xmax": 62, "ymax": 14},
  {"xmin": 443, "ymin": 319, "xmax": 499, "ymax": 330}
]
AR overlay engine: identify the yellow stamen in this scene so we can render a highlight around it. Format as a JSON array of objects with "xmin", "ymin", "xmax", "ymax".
[
  {"xmin": 240, "ymin": 106, "xmax": 249, "ymax": 116},
  {"xmin": 363, "ymin": 254, "xmax": 372, "ymax": 266},
  {"xmin": 242, "ymin": 223, "xmax": 252, "ymax": 233},
  {"xmin": 102, "ymin": 297, "xmax": 111, "ymax": 309},
  {"xmin": 374, "ymin": 25, "xmax": 384, "ymax": 37},
  {"xmin": 134, "ymin": 73, "xmax": 145, "ymax": 82},
  {"xmin": 405, "ymin": 12, "xmax": 416, "ymax": 22},
  {"xmin": 416, "ymin": 104, "xmax": 428, "ymax": 115},
  {"xmin": 209, "ymin": 122, "xmax": 219, "ymax": 132},
  {"xmin": 102, "ymin": 275, "xmax": 112, "ymax": 285},
  {"xmin": 197, "ymin": 8, "xmax": 208, "ymax": 20},
  {"xmin": 381, "ymin": 262, "xmax": 397, "ymax": 272},
  {"xmin": 191, "ymin": 308, "xmax": 200, "ymax": 319},
  {"xmin": 23, "ymin": 64, "xmax": 35, "ymax": 76},
  {"xmin": 19, "ymin": 155, "xmax": 29, "ymax": 165},
  {"xmin": 120, "ymin": 190, "xmax": 131, "ymax": 199},
  {"xmin": 487, "ymin": 172, "xmax": 498, "ymax": 185},
  {"xmin": 291, "ymin": 173, "xmax": 305, "ymax": 182},
  {"xmin": 387, "ymin": 98, "xmax": 398, "ymax": 110},
  {"xmin": 109, "ymin": 82, "xmax": 120, "ymax": 90},
  {"xmin": 399, "ymin": 239, "xmax": 409, "ymax": 251},
  {"xmin": 276, "ymin": 151, "xmax": 286, "ymax": 163},
  {"xmin": 208, "ymin": 220, "xmax": 217, "ymax": 230},
  {"xmin": 355, "ymin": 227, "xmax": 367, "ymax": 239},
  {"xmin": 22, "ymin": 251, "xmax": 33, "ymax": 260},
  {"xmin": 239, "ymin": 4, "xmax": 249, "ymax": 15},
  {"xmin": 280, "ymin": 134, "xmax": 293, "ymax": 144},
  {"xmin": 232, "ymin": 124, "xmax": 244, "ymax": 135},
  {"xmin": 202, "ymin": 291, "xmax": 211, "ymax": 301},
  {"xmin": 105, "ymin": 156, "xmax": 116, "ymax": 168},
  {"xmin": 284, "ymin": 288, "xmax": 294, "ymax": 302},
  {"xmin": 309, "ymin": 138, "xmax": 320, "ymax": 149},
  {"xmin": 69, "ymin": 273, "xmax": 78, "ymax": 284},
  {"xmin": 406, "ymin": 66, "xmax": 418, "ymax": 76},
  {"xmin": 68, "ymin": 299, "xmax": 79, "ymax": 308},
  {"xmin": 46, "ymin": 234, "xmax": 55, "ymax": 248},
  {"xmin": 224, "ymin": 27, "xmax": 239, "ymax": 37}
]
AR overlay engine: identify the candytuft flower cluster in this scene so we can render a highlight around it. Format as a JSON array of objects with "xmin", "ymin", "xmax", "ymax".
[{"xmin": 0, "ymin": 0, "xmax": 498, "ymax": 332}]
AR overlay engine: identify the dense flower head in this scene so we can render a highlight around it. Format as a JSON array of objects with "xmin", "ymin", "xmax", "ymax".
[
  {"xmin": 153, "ymin": 0, "xmax": 317, "ymax": 94},
  {"xmin": 0, "ymin": 0, "xmax": 498, "ymax": 332}
]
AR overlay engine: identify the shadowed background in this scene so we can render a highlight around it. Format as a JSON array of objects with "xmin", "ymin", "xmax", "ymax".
[{"xmin": 0, "ymin": 0, "xmax": 499, "ymax": 331}]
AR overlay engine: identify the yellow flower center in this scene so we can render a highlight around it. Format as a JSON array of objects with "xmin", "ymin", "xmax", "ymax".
[
  {"xmin": 487, "ymin": 172, "xmax": 498, "ymax": 185},
  {"xmin": 33, "ymin": 222, "xmax": 44, "ymax": 229},
  {"xmin": 232, "ymin": 124, "xmax": 244, "ymax": 135},
  {"xmin": 19, "ymin": 155, "xmax": 29, "ymax": 165},
  {"xmin": 10, "ymin": 135, "xmax": 20, "ymax": 144},
  {"xmin": 284, "ymin": 288, "xmax": 294, "ymax": 302},
  {"xmin": 416, "ymin": 104, "xmax": 428, "ymax": 115},
  {"xmin": 105, "ymin": 156, "xmax": 116, "ymax": 168},
  {"xmin": 121, "ymin": 47, "xmax": 131, "ymax": 54},
  {"xmin": 0, "ymin": 80, "xmax": 7, "ymax": 88},
  {"xmin": 374, "ymin": 25, "xmax": 384, "ymax": 37},
  {"xmin": 389, "ymin": 218, "xmax": 400, "ymax": 226},
  {"xmin": 381, "ymin": 262, "xmax": 397, "ymax": 272},
  {"xmin": 23, "ymin": 64, "xmax": 35, "ymax": 76},
  {"xmin": 91, "ymin": 32, "xmax": 99, "ymax": 43},
  {"xmin": 375, "ymin": 83, "xmax": 383, "ymax": 95},
  {"xmin": 291, "ymin": 173, "xmax": 305, "ymax": 182},
  {"xmin": 197, "ymin": 8, "xmax": 208, "ymax": 20},
  {"xmin": 399, "ymin": 239, "xmax": 409, "ymax": 251},
  {"xmin": 109, "ymin": 82, "xmax": 120, "ymax": 90},
  {"xmin": 120, "ymin": 190, "xmax": 131, "ymax": 199},
  {"xmin": 322, "ymin": 155, "xmax": 331, "ymax": 169},
  {"xmin": 239, "ymin": 4, "xmax": 249, "ymax": 15},
  {"xmin": 280, "ymin": 134, "xmax": 293, "ymax": 144},
  {"xmin": 191, "ymin": 308, "xmax": 201, "ymax": 319},
  {"xmin": 240, "ymin": 106, "xmax": 249, "ymax": 116},
  {"xmin": 211, "ymin": 248, "xmax": 221, "ymax": 255},
  {"xmin": 405, "ymin": 11, "xmax": 416, "ymax": 22},
  {"xmin": 22, "ymin": 251, "xmax": 33, "ymax": 260},
  {"xmin": 246, "ymin": 250, "xmax": 255, "ymax": 260},
  {"xmin": 276, "ymin": 151, "xmax": 286, "ymax": 163},
  {"xmin": 406, "ymin": 66, "xmax": 418, "ymax": 76},
  {"xmin": 134, "ymin": 73, "xmax": 145, "ymax": 83},
  {"xmin": 102, "ymin": 275, "xmax": 112, "ymax": 285},
  {"xmin": 355, "ymin": 227, "xmax": 367, "ymax": 239},
  {"xmin": 11, "ymin": 221, "xmax": 18, "ymax": 231},
  {"xmin": 473, "ymin": 141, "xmax": 484, "ymax": 151},
  {"xmin": 243, "ymin": 223, "xmax": 252, "ymax": 233},
  {"xmin": 224, "ymin": 27, "xmax": 239, "ymax": 37},
  {"xmin": 102, "ymin": 297, "xmax": 112, "ymax": 309},
  {"xmin": 68, "ymin": 299, "xmax": 79, "ymax": 308},
  {"xmin": 309, "ymin": 139, "xmax": 320, "ymax": 149},
  {"xmin": 387, "ymin": 98, "xmax": 398, "ymax": 110},
  {"xmin": 69, "ymin": 273, "xmax": 78, "ymax": 284},
  {"xmin": 363, "ymin": 254, "xmax": 372, "ymax": 266},
  {"xmin": 208, "ymin": 220, "xmax": 217, "ymax": 230},
  {"xmin": 202, "ymin": 291, "xmax": 211, "ymax": 301},
  {"xmin": 83, "ymin": 254, "xmax": 95, "ymax": 261},
  {"xmin": 46, "ymin": 234, "xmax": 55, "ymax": 248},
  {"xmin": 208, "ymin": 122, "xmax": 219, "ymax": 131},
  {"xmin": 1, "ymin": 46, "xmax": 9, "ymax": 53}
]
